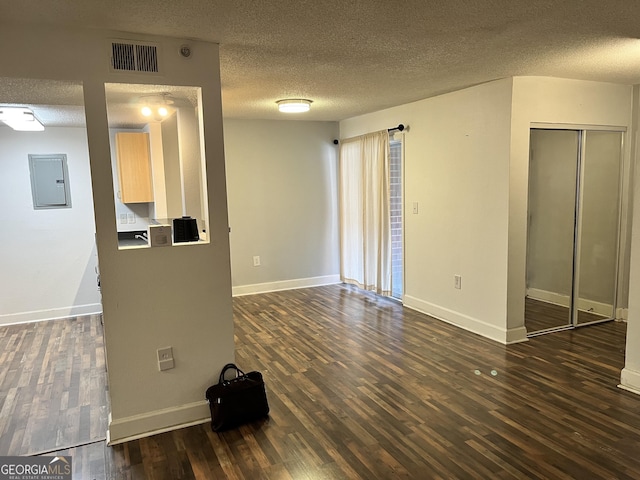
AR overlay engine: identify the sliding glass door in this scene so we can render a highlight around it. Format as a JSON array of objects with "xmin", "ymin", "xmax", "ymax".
[{"xmin": 525, "ymin": 128, "xmax": 623, "ymax": 336}]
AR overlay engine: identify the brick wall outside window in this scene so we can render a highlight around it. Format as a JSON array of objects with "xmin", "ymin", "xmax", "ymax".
[{"xmin": 390, "ymin": 140, "xmax": 402, "ymax": 299}]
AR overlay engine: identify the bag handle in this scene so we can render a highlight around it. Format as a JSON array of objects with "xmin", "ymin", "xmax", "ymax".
[{"xmin": 219, "ymin": 363, "xmax": 246, "ymax": 384}]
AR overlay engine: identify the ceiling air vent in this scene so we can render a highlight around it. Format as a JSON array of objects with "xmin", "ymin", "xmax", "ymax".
[{"xmin": 110, "ymin": 41, "xmax": 159, "ymax": 73}]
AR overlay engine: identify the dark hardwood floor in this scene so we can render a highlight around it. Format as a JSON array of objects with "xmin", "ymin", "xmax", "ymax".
[
  {"xmin": 4, "ymin": 285, "xmax": 640, "ymax": 479},
  {"xmin": 108, "ymin": 285, "xmax": 639, "ymax": 479},
  {"xmin": 0, "ymin": 314, "xmax": 108, "ymax": 456}
]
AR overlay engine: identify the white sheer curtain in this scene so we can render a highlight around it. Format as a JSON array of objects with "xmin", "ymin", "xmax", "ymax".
[{"xmin": 339, "ymin": 130, "xmax": 391, "ymax": 295}]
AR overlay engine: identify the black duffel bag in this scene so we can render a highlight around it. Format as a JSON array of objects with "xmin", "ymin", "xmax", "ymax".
[{"xmin": 205, "ymin": 363, "xmax": 270, "ymax": 432}]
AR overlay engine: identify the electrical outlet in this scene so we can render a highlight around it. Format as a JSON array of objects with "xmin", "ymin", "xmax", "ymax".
[
  {"xmin": 157, "ymin": 346, "xmax": 174, "ymax": 371},
  {"xmin": 127, "ymin": 213, "xmax": 135, "ymax": 224},
  {"xmin": 119, "ymin": 214, "xmax": 127, "ymax": 224},
  {"xmin": 454, "ymin": 274, "xmax": 462, "ymax": 290},
  {"xmin": 253, "ymin": 255, "xmax": 261, "ymax": 267}
]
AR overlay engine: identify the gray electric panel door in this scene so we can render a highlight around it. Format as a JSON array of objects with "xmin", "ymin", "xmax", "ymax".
[{"xmin": 28, "ymin": 154, "xmax": 71, "ymax": 209}]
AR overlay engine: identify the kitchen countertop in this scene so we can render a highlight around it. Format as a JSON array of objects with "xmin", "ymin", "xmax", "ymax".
[
  {"xmin": 116, "ymin": 229, "xmax": 208, "ymax": 248},
  {"xmin": 118, "ymin": 237, "xmax": 149, "ymax": 247},
  {"xmin": 117, "ymin": 230, "xmax": 149, "ymax": 248}
]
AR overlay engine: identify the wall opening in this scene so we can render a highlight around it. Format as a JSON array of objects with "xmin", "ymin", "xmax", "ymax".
[{"xmin": 104, "ymin": 83, "xmax": 209, "ymax": 249}]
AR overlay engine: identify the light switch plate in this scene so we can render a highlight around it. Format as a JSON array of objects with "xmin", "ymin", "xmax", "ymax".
[{"xmin": 157, "ymin": 346, "xmax": 174, "ymax": 371}]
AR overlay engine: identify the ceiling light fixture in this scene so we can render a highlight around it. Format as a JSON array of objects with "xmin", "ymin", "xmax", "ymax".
[
  {"xmin": 0, "ymin": 107, "xmax": 45, "ymax": 131},
  {"xmin": 277, "ymin": 99, "xmax": 312, "ymax": 113},
  {"xmin": 139, "ymin": 93, "xmax": 174, "ymax": 121}
]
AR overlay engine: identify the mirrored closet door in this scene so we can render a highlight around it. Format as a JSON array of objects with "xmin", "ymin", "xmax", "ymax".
[{"xmin": 525, "ymin": 128, "xmax": 623, "ymax": 336}]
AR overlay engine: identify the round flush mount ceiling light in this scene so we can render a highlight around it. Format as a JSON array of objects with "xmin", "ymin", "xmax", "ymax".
[
  {"xmin": 139, "ymin": 93, "xmax": 174, "ymax": 120},
  {"xmin": 277, "ymin": 99, "xmax": 312, "ymax": 113}
]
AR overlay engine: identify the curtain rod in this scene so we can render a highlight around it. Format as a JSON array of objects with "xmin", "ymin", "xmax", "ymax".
[
  {"xmin": 388, "ymin": 124, "xmax": 405, "ymax": 133},
  {"xmin": 333, "ymin": 124, "xmax": 407, "ymax": 144}
]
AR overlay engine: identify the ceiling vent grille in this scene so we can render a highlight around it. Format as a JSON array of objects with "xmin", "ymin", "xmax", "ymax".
[{"xmin": 110, "ymin": 41, "xmax": 159, "ymax": 73}]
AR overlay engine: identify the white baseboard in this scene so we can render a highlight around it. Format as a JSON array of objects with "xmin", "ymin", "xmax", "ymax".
[
  {"xmin": 403, "ymin": 295, "xmax": 527, "ymax": 345},
  {"xmin": 232, "ymin": 275, "xmax": 341, "ymax": 297},
  {"xmin": 505, "ymin": 326, "xmax": 529, "ymax": 344},
  {"xmin": 616, "ymin": 308, "xmax": 628, "ymax": 321},
  {"xmin": 526, "ymin": 288, "xmax": 613, "ymax": 317},
  {"xmin": 619, "ymin": 368, "xmax": 640, "ymax": 396},
  {"xmin": 107, "ymin": 400, "xmax": 211, "ymax": 445},
  {"xmin": 0, "ymin": 303, "xmax": 103, "ymax": 326},
  {"xmin": 526, "ymin": 288, "xmax": 570, "ymax": 307}
]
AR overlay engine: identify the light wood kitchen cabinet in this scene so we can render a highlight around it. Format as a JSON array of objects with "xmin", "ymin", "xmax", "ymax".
[{"xmin": 116, "ymin": 132, "xmax": 154, "ymax": 203}]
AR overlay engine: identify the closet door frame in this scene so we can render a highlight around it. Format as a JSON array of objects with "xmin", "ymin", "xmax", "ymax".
[{"xmin": 526, "ymin": 123, "xmax": 626, "ymax": 337}]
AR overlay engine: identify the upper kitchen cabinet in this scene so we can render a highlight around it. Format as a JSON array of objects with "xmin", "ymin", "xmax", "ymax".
[{"xmin": 116, "ymin": 132, "xmax": 154, "ymax": 203}]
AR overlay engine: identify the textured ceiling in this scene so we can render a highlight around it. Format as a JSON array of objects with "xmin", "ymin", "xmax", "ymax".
[{"xmin": 2, "ymin": 0, "xmax": 640, "ymax": 123}]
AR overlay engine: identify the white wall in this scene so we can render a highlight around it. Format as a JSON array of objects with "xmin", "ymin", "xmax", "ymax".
[
  {"xmin": 178, "ymin": 107, "xmax": 205, "ymax": 226},
  {"xmin": 160, "ymin": 114, "xmax": 184, "ymax": 219},
  {"xmin": 224, "ymin": 119, "xmax": 340, "ymax": 295},
  {"xmin": 0, "ymin": 25, "xmax": 235, "ymax": 443},
  {"xmin": 508, "ymin": 77, "xmax": 633, "ymax": 335},
  {"xmin": 0, "ymin": 127, "xmax": 101, "ymax": 325},
  {"xmin": 340, "ymin": 76, "xmax": 634, "ymax": 345},
  {"xmin": 621, "ymin": 85, "xmax": 640, "ymax": 394},
  {"xmin": 341, "ymin": 78, "xmax": 515, "ymax": 343}
]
